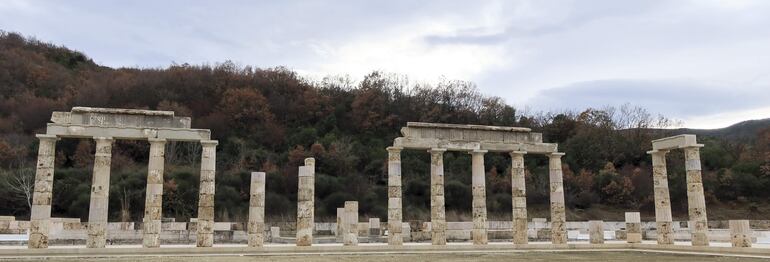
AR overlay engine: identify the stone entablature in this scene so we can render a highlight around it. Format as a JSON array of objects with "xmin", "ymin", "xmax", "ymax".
[{"xmin": 394, "ymin": 122, "xmax": 556, "ymax": 153}]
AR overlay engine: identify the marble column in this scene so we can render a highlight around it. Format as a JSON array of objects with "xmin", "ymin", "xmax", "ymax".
[
  {"xmin": 196, "ymin": 140, "xmax": 218, "ymax": 247},
  {"xmin": 386, "ymin": 146, "xmax": 403, "ymax": 245},
  {"xmin": 28, "ymin": 134, "xmax": 57, "ymax": 249},
  {"xmin": 369, "ymin": 218, "xmax": 381, "ymax": 241},
  {"xmin": 429, "ymin": 148, "xmax": 447, "ymax": 245},
  {"xmin": 589, "ymin": 220, "xmax": 604, "ymax": 244},
  {"xmin": 248, "ymin": 172, "xmax": 266, "ymax": 247},
  {"xmin": 649, "ymin": 150, "xmax": 674, "ymax": 245},
  {"xmin": 344, "ymin": 201, "xmax": 358, "ymax": 246},
  {"xmin": 729, "ymin": 220, "xmax": 751, "ymax": 248},
  {"xmin": 142, "ymin": 138, "xmax": 165, "ymax": 248},
  {"xmin": 625, "ymin": 212, "xmax": 642, "ymax": 244},
  {"xmin": 548, "ymin": 153, "xmax": 567, "ymax": 244},
  {"xmin": 296, "ymin": 158, "xmax": 315, "ymax": 246},
  {"xmin": 470, "ymin": 149, "xmax": 488, "ymax": 245},
  {"xmin": 509, "ymin": 151, "xmax": 528, "ymax": 245},
  {"xmin": 87, "ymin": 137, "xmax": 114, "ymax": 248},
  {"xmin": 336, "ymin": 207, "xmax": 345, "ymax": 242},
  {"xmin": 684, "ymin": 145, "xmax": 709, "ymax": 246}
]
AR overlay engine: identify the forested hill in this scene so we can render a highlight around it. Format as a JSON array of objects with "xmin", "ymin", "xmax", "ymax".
[
  {"xmin": 1, "ymin": 31, "xmax": 769, "ymax": 223},
  {"xmin": 674, "ymin": 118, "xmax": 770, "ymax": 142}
]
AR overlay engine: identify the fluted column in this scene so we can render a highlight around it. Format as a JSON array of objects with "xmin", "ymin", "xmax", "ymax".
[
  {"xmin": 143, "ymin": 138, "xmax": 166, "ymax": 248},
  {"xmin": 649, "ymin": 149, "xmax": 673, "ymax": 245},
  {"xmin": 343, "ymin": 201, "xmax": 358, "ymax": 246},
  {"xmin": 336, "ymin": 207, "xmax": 345, "ymax": 242},
  {"xmin": 87, "ymin": 137, "xmax": 114, "ymax": 248},
  {"xmin": 625, "ymin": 212, "xmax": 642, "ymax": 244},
  {"xmin": 729, "ymin": 220, "xmax": 751, "ymax": 248},
  {"xmin": 684, "ymin": 145, "xmax": 709, "ymax": 246},
  {"xmin": 28, "ymin": 134, "xmax": 57, "ymax": 249},
  {"xmin": 196, "ymin": 140, "xmax": 218, "ymax": 247},
  {"xmin": 429, "ymin": 148, "xmax": 447, "ymax": 245},
  {"xmin": 589, "ymin": 220, "xmax": 604, "ymax": 244},
  {"xmin": 470, "ymin": 149, "xmax": 488, "ymax": 245},
  {"xmin": 548, "ymin": 152, "xmax": 567, "ymax": 244},
  {"xmin": 386, "ymin": 146, "xmax": 403, "ymax": 245},
  {"xmin": 509, "ymin": 151, "xmax": 528, "ymax": 245},
  {"xmin": 248, "ymin": 172, "xmax": 266, "ymax": 247},
  {"xmin": 296, "ymin": 158, "xmax": 315, "ymax": 246}
]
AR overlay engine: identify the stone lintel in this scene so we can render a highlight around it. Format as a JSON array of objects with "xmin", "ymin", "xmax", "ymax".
[
  {"xmin": 652, "ymin": 134, "xmax": 700, "ymax": 151},
  {"xmin": 46, "ymin": 124, "xmax": 211, "ymax": 141},
  {"xmin": 394, "ymin": 137, "xmax": 557, "ymax": 154},
  {"xmin": 469, "ymin": 149, "xmax": 488, "ymax": 154},
  {"xmin": 72, "ymin": 107, "xmax": 175, "ymax": 116},
  {"xmin": 406, "ymin": 122, "xmax": 532, "ymax": 132}
]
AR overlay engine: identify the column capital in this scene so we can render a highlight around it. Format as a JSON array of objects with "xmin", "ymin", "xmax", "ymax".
[
  {"xmin": 304, "ymin": 157, "xmax": 315, "ymax": 166},
  {"xmin": 386, "ymin": 146, "xmax": 403, "ymax": 152},
  {"xmin": 548, "ymin": 152, "xmax": 565, "ymax": 158},
  {"xmin": 509, "ymin": 151, "xmax": 527, "ymax": 156},
  {"xmin": 469, "ymin": 149, "xmax": 488, "ymax": 155},
  {"xmin": 200, "ymin": 140, "xmax": 218, "ymax": 146},
  {"xmin": 36, "ymin": 134, "xmax": 58, "ymax": 140},
  {"xmin": 428, "ymin": 148, "xmax": 447, "ymax": 154},
  {"xmin": 681, "ymin": 144, "xmax": 705, "ymax": 149},
  {"xmin": 251, "ymin": 172, "xmax": 266, "ymax": 183},
  {"xmin": 148, "ymin": 138, "xmax": 167, "ymax": 143},
  {"xmin": 647, "ymin": 149, "xmax": 670, "ymax": 155},
  {"xmin": 93, "ymin": 136, "xmax": 114, "ymax": 142}
]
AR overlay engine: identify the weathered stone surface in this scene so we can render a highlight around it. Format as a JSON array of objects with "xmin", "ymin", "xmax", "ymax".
[
  {"xmin": 429, "ymin": 148, "xmax": 447, "ymax": 245},
  {"xmin": 470, "ymin": 150, "xmax": 488, "ymax": 245},
  {"xmin": 510, "ymin": 151, "xmax": 527, "ymax": 245},
  {"xmin": 548, "ymin": 153, "xmax": 567, "ymax": 244},
  {"xmin": 248, "ymin": 172, "xmax": 266, "ymax": 247},
  {"xmin": 651, "ymin": 134, "xmax": 700, "ymax": 151},
  {"xmin": 589, "ymin": 220, "xmax": 604, "ymax": 244},
  {"xmin": 649, "ymin": 149, "xmax": 674, "ymax": 245},
  {"xmin": 684, "ymin": 146, "xmax": 709, "ymax": 247},
  {"xmin": 196, "ymin": 140, "xmax": 217, "ymax": 247},
  {"xmin": 386, "ymin": 146, "xmax": 403, "ymax": 245},
  {"xmin": 28, "ymin": 135, "xmax": 57, "ymax": 249},
  {"xmin": 625, "ymin": 212, "xmax": 642, "ymax": 244},
  {"xmin": 729, "ymin": 220, "xmax": 751, "ymax": 248},
  {"xmin": 143, "ymin": 138, "xmax": 165, "ymax": 248},
  {"xmin": 87, "ymin": 137, "xmax": 113, "ymax": 248},
  {"xmin": 296, "ymin": 158, "xmax": 315, "ymax": 246},
  {"xmin": 343, "ymin": 201, "xmax": 358, "ymax": 246},
  {"xmin": 393, "ymin": 122, "xmax": 557, "ymax": 153}
]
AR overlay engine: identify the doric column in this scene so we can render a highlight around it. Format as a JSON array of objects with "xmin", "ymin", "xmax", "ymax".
[
  {"xmin": 336, "ymin": 207, "xmax": 345, "ymax": 242},
  {"xmin": 248, "ymin": 172, "xmax": 266, "ymax": 247},
  {"xmin": 649, "ymin": 149, "xmax": 673, "ymax": 245},
  {"xmin": 429, "ymin": 148, "xmax": 447, "ymax": 245},
  {"xmin": 470, "ymin": 149, "xmax": 488, "ymax": 245},
  {"xmin": 28, "ymin": 134, "xmax": 57, "ymax": 249},
  {"xmin": 296, "ymin": 158, "xmax": 315, "ymax": 246},
  {"xmin": 509, "ymin": 151, "xmax": 528, "ymax": 245},
  {"xmin": 87, "ymin": 137, "xmax": 114, "ymax": 248},
  {"xmin": 729, "ymin": 220, "xmax": 751, "ymax": 248},
  {"xmin": 343, "ymin": 201, "xmax": 358, "ymax": 246},
  {"xmin": 142, "ymin": 138, "xmax": 166, "ymax": 248},
  {"xmin": 548, "ymin": 152, "xmax": 567, "ymax": 244},
  {"xmin": 683, "ymin": 145, "xmax": 709, "ymax": 246},
  {"xmin": 386, "ymin": 146, "xmax": 403, "ymax": 245},
  {"xmin": 625, "ymin": 212, "xmax": 642, "ymax": 244},
  {"xmin": 589, "ymin": 220, "xmax": 604, "ymax": 244},
  {"xmin": 196, "ymin": 140, "xmax": 218, "ymax": 247}
]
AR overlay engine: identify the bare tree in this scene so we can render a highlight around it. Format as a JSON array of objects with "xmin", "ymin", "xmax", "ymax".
[{"xmin": 3, "ymin": 162, "xmax": 35, "ymax": 211}]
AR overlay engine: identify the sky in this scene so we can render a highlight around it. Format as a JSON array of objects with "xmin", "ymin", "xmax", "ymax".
[{"xmin": 1, "ymin": 0, "xmax": 769, "ymax": 129}]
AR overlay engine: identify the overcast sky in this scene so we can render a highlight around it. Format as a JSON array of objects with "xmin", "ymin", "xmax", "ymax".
[{"xmin": 2, "ymin": 0, "xmax": 769, "ymax": 129}]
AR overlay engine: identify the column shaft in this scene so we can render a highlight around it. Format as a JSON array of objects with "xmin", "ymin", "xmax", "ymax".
[
  {"xmin": 87, "ymin": 137, "xmax": 114, "ymax": 248},
  {"xmin": 336, "ymin": 207, "xmax": 345, "ymax": 242},
  {"xmin": 649, "ymin": 150, "xmax": 674, "ymax": 245},
  {"xmin": 143, "ymin": 138, "xmax": 166, "ymax": 248},
  {"xmin": 589, "ymin": 220, "xmax": 604, "ymax": 244},
  {"xmin": 196, "ymin": 140, "xmax": 218, "ymax": 247},
  {"xmin": 470, "ymin": 150, "xmax": 488, "ymax": 245},
  {"xmin": 548, "ymin": 153, "xmax": 567, "ymax": 244},
  {"xmin": 625, "ymin": 212, "xmax": 642, "ymax": 244},
  {"xmin": 28, "ymin": 134, "xmax": 57, "ymax": 249},
  {"xmin": 386, "ymin": 147, "xmax": 403, "ymax": 245},
  {"xmin": 343, "ymin": 201, "xmax": 358, "ymax": 246},
  {"xmin": 248, "ymin": 172, "xmax": 266, "ymax": 247},
  {"xmin": 429, "ymin": 148, "xmax": 447, "ymax": 245},
  {"xmin": 296, "ymin": 158, "xmax": 315, "ymax": 246},
  {"xmin": 510, "ymin": 151, "xmax": 528, "ymax": 245},
  {"xmin": 729, "ymin": 220, "xmax": 751, "ymax": 248},
  {"xmin": 684, "ymin": 146, "xmax": 709, "ymax": 246}
]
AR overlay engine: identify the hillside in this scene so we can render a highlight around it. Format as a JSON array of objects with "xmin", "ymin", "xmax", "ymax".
[{"xmin": 673, "ymin": 118, "xmax": 770, "ymax": 142}]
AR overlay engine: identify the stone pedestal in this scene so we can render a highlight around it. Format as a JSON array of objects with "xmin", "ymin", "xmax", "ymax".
[
  {"xmin": 143, "ymin": 138, "xmax": 166, "ymax": 248},
  {"xmin": 548, "ymin": 153, "xmax": 567, "ymax": 244},
  {"xmin": 270, "ymin": 227, "xmax": 280, "ymax": 242},
  {"xmin": 386, "ymin": 146, "xmax": 403, "ymax": 245},
  {"xmin": 729, "ymin": 220, "xmax": 751, "ymax": 248},
  {"xmin": 589, "ymin": 220, "xmax": 604, "ymax": 244},
  {"xmin": 649, "ymin": 150, "xmax": 674, "ymax": 245},
  {"xmin": 369, "ymin": 218, "xmax": 381, "ymax": 240},
  {"xmin": 344, "ymin": 201, "xmax": 359, "ymax": 246},
  {"xmin": 429, "ymin": 148, "xmax": 447, "ymax": 245},
  {"xmin": 196, "ymin": 140, "xmax": 218, "ymax": 247},
  {"xmin": 296, "ymin": 158, "xmax": 315, "ymax": 246},
  {"xmin": 86, "ymin": 137, "xmax": 113, "ymax": 248},
  {"xmin": 684, "ymin": 146, "xmax": 709, "ymax": 246},
  {"xmin": 336, "ymin": 207, "xmax": 345, "ymax": 242},
  {"xmin": 509, "ymin": 151, "xmax": 528, "ymax": 245},
  {"xmin": 625, "ymin": 212, "xmax": 642, "ymax": 244},
  {"xmin": 248, "ymin": 172, "xmax": 266, "ymax": 247},
  {"xmin": 28, "ymin": 134, "xmax": 58, "ymax": 249},
  {"xmin": 470, "ymin": 150, "xmax": 488, "ymax": 245}
]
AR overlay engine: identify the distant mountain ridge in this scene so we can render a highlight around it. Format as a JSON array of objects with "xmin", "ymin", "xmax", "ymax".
[{"xmin": 672, "ymin": 118, "xmax": 770, "ymax": 142}]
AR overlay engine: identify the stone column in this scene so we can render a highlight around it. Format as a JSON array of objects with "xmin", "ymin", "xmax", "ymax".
[
  {"xmin": 336, "ymin": 207, "xmax": 345, "ymax": 242},
  {"xmin": 369, "ymin": 218, "xmax": 381, "ymax": 241},
  {"xmin": 296, "ymin": 158, "xmax": 315, "ymax": 246},
  {"xmin": 386, "ymin": 146, "xmax": 403, "ymax": 245},
  {"xmin": 649, "ymin": 150, "xmax": 674, "ymax": 245},
  {"xmin": 270, "ymin": 227, "xmax": 280, "ymax": 242},
  {"xmin": 87, "ymin": 137, "xmax": 114, "ymax": 248},
  {"xmin": 589, "ymin": 220, "xmax": 604, "ymax": 244},
  {"xmin": 683, "ymin": 145, "xmax": 709, "ymax": 246},
  {"xmin": 509, "ymin": 151, "xmax": 528, "ymax": 245},
  {"xmin": 28, "ymin": 134, "xmax": 57, "ymax": 249},
  {"xmin": 729, "ymin": 220, "xmax": 751, "ymax": 248},
  {"xmin": 470, "ymin": 149, "xmax": 488, "ymax": 245},
  {"xmin": 344, "ymin": 201, "xmax": 359, "ymax": 246},
  {"xmin": 625, "ymin": 212, "xmax": 642, "ymax": 244},
  {"xmin": 248, "ymin": 172, "xmax": 266, "ymax": 247},
  {"xmin": 196, "ymin": 140, "xmax": 218, "ymax": 247},
  {"xmin": 548, "ymin": 153, "xmax": 567, "ymax": 244},
  {"xmin": 142, "ymin": 138, "xmax": 166, "ymax": 248},
  {"xmin": 429, "ymin": 148, "xmax": 447, "ymax": 245}
]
